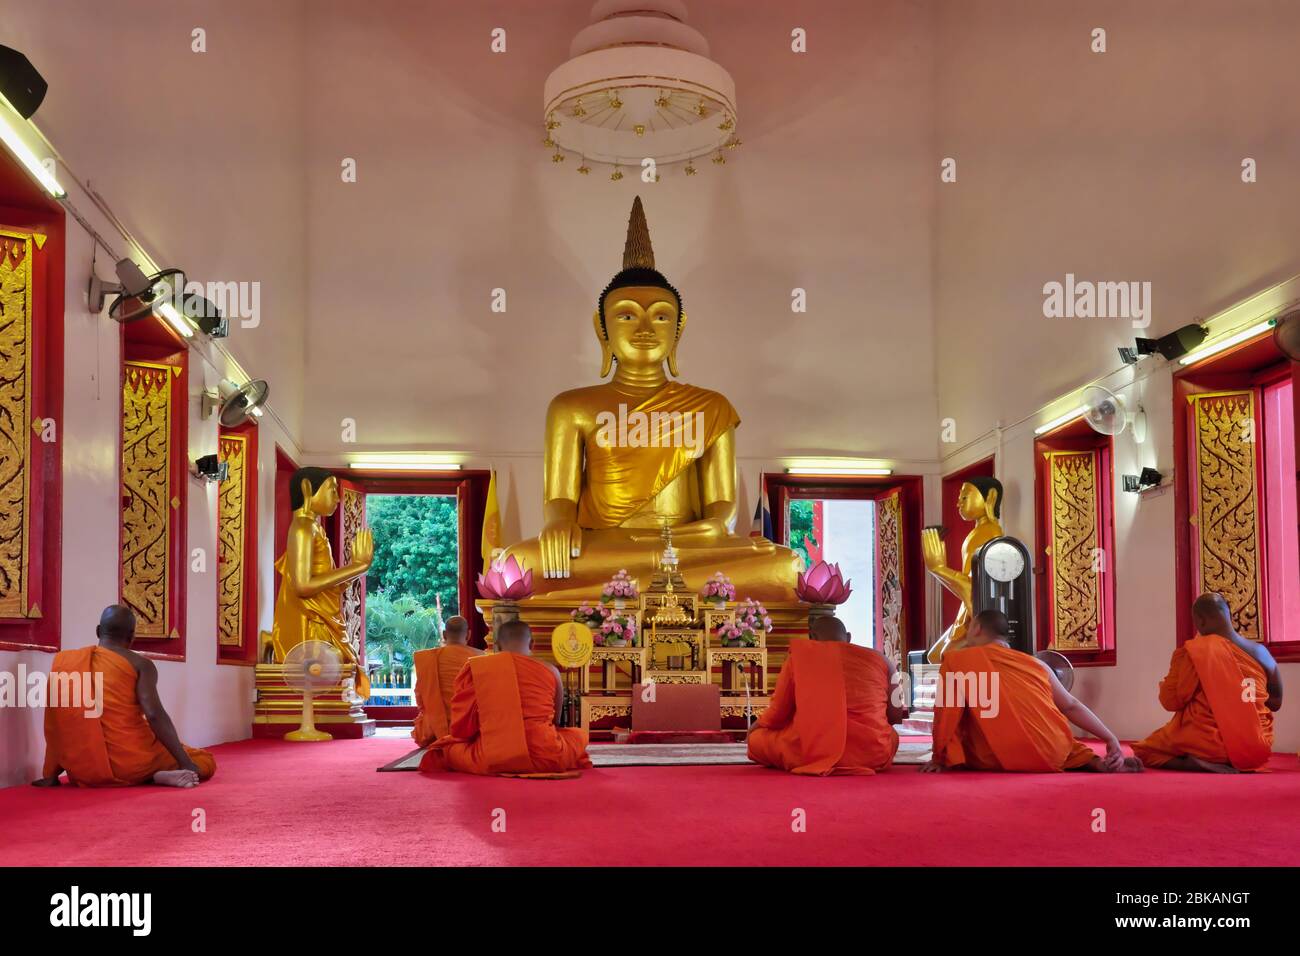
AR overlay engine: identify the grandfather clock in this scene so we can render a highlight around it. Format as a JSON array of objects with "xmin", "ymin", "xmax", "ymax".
[{"xmin": 971, "ymin": 536, "xmax": 1035, "ymax": 654}]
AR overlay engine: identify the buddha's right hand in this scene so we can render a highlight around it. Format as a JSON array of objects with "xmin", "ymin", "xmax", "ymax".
[{"xmin": 539, "ymin": 519, "xmax": 583, "ymax": 578}]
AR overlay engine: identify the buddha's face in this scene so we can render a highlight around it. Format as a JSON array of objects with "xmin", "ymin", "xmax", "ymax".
[
  {"xmin": 602, "ymin": 285, "xmax": 680, "ymax": 368},
  {"xmin": 308, "ymin": 476, "xmax": 340, "ymax": 517},
  {"xmin": 957, "ymin": 481, "xmax": 990, "ymax": 521}
]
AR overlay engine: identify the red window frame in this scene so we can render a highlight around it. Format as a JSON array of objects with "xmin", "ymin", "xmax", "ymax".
[
  {"xmin": 119, "ymin": 318, "xmax": 189, "ymax": 661},
  {"xmin": 1173, "ymin": 331, "xmax": 1300, "ymax": 659},
  {"xmin": 217, "ymin": 420, "xmax": 260, "ymax": 665},
  {"xmin": 0, "ymin": 175, "xmax": 65, "ymax": 653},
  {"xmin": 1033, "ymin": 420, "xmax": 1118, "ymax": 666}
]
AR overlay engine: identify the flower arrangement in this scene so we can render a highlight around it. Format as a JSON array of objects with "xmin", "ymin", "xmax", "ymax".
[
  {"xmin": 601, "ymin": 568, "xmax": 639, "ymax": 606},
  {"xmin": 596, "ymin": 611, "xmax": 638, "ymax": 647},
  {"xmin": 570, "ymin": 601, "xmax": 606, "ymax": 629},
  {"xmin": 700, "ymin": 571, "xmax": 736, "ymax": 606},
  {"xmin": 719, "ymin": 598, "xmax": 772, "ymax": 647}
]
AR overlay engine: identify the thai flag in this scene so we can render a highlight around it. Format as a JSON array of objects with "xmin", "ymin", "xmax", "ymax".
[{"xmin": 750, "ymin": 475, "xmax": 773, "ymax": 541}]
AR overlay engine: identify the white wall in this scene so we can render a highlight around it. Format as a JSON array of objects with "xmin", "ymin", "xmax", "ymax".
[
  {"xmin": 0, "ymin": 169, "xmax": 301, "ymax": 789},
  {"xmin": 932, "ymin": 0, "xmax": 1300, "ymax": 750}
]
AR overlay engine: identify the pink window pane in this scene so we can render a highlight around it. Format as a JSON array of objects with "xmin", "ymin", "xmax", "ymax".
[{"xmin": 1262, "ymin": 377, "xmax": 1299, "ymax": 645}]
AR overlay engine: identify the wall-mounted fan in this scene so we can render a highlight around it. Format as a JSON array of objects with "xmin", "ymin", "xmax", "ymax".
[
  {"xmin": 201, "ymin": 378, "xmax": 269, "ymax": 426},
  {"xmin": 1082, "ymin": 384, "xmax": 1147, "ymax": 443}
]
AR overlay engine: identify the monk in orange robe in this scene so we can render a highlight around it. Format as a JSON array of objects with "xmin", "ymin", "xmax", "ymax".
[
  {"xmin": 922, "ymin": 610, "xmax": 1141, "ymax": 773},
  {"xmin": 419, "ymin": 620, "xmax": 591, "ymax": 777},
  {"xmin": 1133, "ymin": 592, "xmax": 1281, "ymax": 772},
  {"xmin": 33, "ymin": 606, "xmax": 216, "ymax": 789},
  {"xmin": 748, "ymin": 615, "xmax": 907, "ymax": 775},
  {"xmin": 412, "ymin": 615, "xmax": 484, "ymax": 747}
]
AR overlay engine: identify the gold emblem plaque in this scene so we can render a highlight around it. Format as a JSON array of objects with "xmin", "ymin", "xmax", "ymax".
[{"xmin": 551, "ymin": 621, "xmax": 594, "ymax": 669}]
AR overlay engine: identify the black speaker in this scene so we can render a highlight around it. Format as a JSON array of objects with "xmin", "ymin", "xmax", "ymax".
[
  {"xmin": 1135, "ymin": 323, "xmax": 1207, "ymax": 362},
  {"xmin": 0, "ymin": 46, "xmax": 48, "ymax": 120}
]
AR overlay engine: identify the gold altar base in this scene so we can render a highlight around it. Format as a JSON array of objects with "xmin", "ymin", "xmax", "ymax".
[
  {"xmin": 251, "ymin": 663, "xmax": 376, "ymax": 739},
  {"xmin": 478, "ymin": 597, "xmax": 808, "ymax": 738}
]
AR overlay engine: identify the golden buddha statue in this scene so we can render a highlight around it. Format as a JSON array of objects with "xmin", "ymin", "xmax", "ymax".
[
  {"xmin": 270, "ymin": 468, "xmax": 374, "ymax": 697},
  {"xmin": 921, "ymin": 477, "xmax": 1004, "ymax": 663},
  {"xmin": 501, "ymin": 197, "xmax": 800, "ymax": 602}
]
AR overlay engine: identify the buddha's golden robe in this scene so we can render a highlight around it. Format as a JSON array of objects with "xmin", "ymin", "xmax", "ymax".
[
  {"xmin": 271, "ymin": 522, "xmax": 369, "ymax": 697},
  {"xmin": 506, "ymin": 381, "xmax": 800, "ymax": 601}
]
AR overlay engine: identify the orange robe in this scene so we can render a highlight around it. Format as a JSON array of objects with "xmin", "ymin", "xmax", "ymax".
[
  {"xmin": 419, "ymin": 652, "xmax": 591, "ymax": 776},
  {"xmin": 1133, "ymin": 634, "xmax": 1274, "ymax": 771},
  {"xmin": 42, "ymin": 646, "xmax": 216, "ymax": 787},
  {"xmin": 932, "ymin": 643, "xmax": 1096, "ymax": 772},
  {"xmin": 747, "ymin": 640, "xmax": 900, "ymax": 775},
  {"xmin": 411, "ymin": 644, "xmax": 483, "ymax": 747}
]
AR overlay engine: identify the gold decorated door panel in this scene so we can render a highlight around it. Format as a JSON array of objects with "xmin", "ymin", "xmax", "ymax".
[
  {"xmin": 121, "ymin": 360, "xmax": 182, "ymax": 639},
  {"xmin": 217, "ymin": 433, "xmax": 248, "ymax": 647},
  {"xmin": 0, "ymin": 229, "xmax": 36, "ymax": 620},
  {"xmin": 1187, "ymin": 390, "xmax": 1262, "ymax": 641},
  {"xmin": 1044, "ymin": 450, "xmax": 1102, "ymax": 650},
  {"xmin": 336, "ymin": 481, "xmax": 367, "ymax": 661},
  {"xmin": 874, "ymin": 490, "xmax": 904, "ymax": 668}
]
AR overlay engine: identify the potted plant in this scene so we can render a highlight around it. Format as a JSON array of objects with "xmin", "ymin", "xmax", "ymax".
[
  {"xmin": 700, "ymin": 571, "xmax": 735, "ymax": 608},
  {"xmin": 570, "ymin": 601, "xmax": 606, "ymax": 629},
  {"xmin": 719, "ymin": 599, "xmax": 772, "ymax": 647},
  {"xmin": 598, "ymin": 613, "xmax": 637, "ymax": 647},
  {"xmin": 601, "ymin": 568, "xmax": 639, "ymax": 609}
]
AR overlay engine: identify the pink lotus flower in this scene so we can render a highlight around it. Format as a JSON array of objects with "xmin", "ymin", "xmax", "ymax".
[
  {"xmin": 795, "ymin": 560, "xmax": 853, "ymax": 604},
  {"xmin": 476, "ymin": 554, "xmax": 534, "ymax": 600}
]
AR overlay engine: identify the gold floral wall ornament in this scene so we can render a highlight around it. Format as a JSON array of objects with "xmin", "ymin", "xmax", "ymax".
[
  {"xmin": 217, "ymin": 434, "xmax": 248, "ymax": 647},
  {"xmin": 0, "ymin": 231, "xmax": 34, "ymax": 619},
  {"xmin": 1189, "ymin": 391, "xmax": 1261, "ymax": 641},
  {"xmin": 1046, "ymin": 451, "xmax": 1102, "ymax": 650},
  {"xmin": 121, "ymin": 362, "xmax": 174, "ymax": 637}
]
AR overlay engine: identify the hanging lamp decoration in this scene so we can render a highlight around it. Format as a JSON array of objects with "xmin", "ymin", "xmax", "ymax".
[{"xmin": 543, "ymin": 0, "xmax": 739, "ymax": 178}]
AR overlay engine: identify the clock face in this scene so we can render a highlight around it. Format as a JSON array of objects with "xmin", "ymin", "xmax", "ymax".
[{"xmin": 983, "ymin": 541, "xmax": 1025, "ymax": 583}]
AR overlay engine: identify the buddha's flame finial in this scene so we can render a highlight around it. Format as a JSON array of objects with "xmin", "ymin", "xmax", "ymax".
[{"xmin": 622, "ymin": 195, "xmax": 655, "ymax": 270}]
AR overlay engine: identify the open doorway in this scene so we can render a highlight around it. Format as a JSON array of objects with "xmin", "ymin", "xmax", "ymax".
[
  {"xmin": 767, "ymin": 473, "xmax": 925, "ymax": 668},
  {"xmin": 787, "ymin": 497, "xmax": 876, "ymax": 645},
  {"xmin": 364, "ymin": 494, "xmax": 460, "ymax": 706}
]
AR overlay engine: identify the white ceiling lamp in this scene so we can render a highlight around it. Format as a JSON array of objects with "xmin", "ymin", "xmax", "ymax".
[
  {"xmin": 1033, "ymin": 404, "xmax": 1089, "ymax": 436},
  {"xmin": 785, "ymin": 461, "xmax": 893, "ymax": 477},
  {"xmin": 1178, "ymin": 319, "xmax": 1277, "ymax": 366},
  {"xmin": 348, "ymin": 454, "xmax": 463, "ymax": 471},
  {"xmin": 543, "ymin": 0, "xmax": 739, "ymax": 177}
]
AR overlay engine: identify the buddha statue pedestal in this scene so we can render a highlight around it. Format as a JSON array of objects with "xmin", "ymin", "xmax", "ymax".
[
  {"xmin": 251, "ymin": 660, "xmax": 376, "ymax": 739},
  {"xmin": 476, "ymin": 596, "xmax": 809, "ymax": 739}
]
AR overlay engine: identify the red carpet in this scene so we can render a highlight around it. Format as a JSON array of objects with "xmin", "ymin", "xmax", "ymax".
[{"xmin": 2, "ymin": 737, "xmax": 1297, "ymax": 867}]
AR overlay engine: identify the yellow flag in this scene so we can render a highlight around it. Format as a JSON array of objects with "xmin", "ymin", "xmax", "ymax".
[{"xmin": 481, "ymin": 469, "xmax": 501, "ymax": 574}]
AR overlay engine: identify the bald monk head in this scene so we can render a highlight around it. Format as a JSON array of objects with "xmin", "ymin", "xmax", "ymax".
[
  {"xmin": 1191, "ymin": 592, "xmax": 1235, "ymax": 638},
  {"xmin": 96, "ymin": 605, "xmax": 137, "ymax": 647},
  {"xmin": 496, "ymin": 620, "xmax": 533, "ymax": 655},
  {"xmin": 810, "ymin": 615, "xmax": 850, "ymax": 643},
  {"xmin": 443, "ymin": 616, "xmax": 469, "ymax": 645},
  {"xmin": 965, "ymin": 609, "xmax": 1012, "ymax": 648}
]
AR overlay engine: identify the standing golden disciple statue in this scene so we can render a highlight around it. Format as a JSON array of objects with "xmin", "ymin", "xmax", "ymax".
[
  {"xmin": 922, "ymin": 478, "xmax": 1003, "ymax": 662},
  {"xmin": 501, "ymin": 197, "xmax": 800, "ymax": 602},
  {"xmin": 270, "ymin": 467, "xmax": 374, "ymax": 697}
]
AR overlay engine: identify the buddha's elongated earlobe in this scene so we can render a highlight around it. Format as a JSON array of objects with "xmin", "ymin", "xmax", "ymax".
[
  {"xmin": 985, "ymin": 488, "xmax": 999, "ymax": 522},
  {"xmin": 300, "ymin": 479, "xmax": 315, "ymax": 519},
  {"xmin": 667, "ymin": 310, "xmax": 687, "ymax": 378},
  {"xmin": 592, "ymin": 309, "xmax": 613, "ymax": 377}
]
